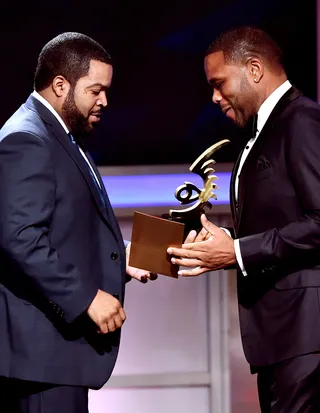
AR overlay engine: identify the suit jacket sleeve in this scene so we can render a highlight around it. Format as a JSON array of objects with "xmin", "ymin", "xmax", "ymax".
[
  {"xmin": 0, "ymin": 132, "xmax": 98, "ymax": 323},
  {"xmin": 239, "ymin": 105, "xmax": 320, "ymax": 276}
]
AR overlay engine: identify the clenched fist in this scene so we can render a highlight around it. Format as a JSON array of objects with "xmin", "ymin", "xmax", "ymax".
[{"xmin": 87, "ymin": 289, "xmax": 126, "ymax": 334}]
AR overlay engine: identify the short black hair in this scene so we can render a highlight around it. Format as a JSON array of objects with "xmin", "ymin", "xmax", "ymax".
[
  {"xmin": 206, "ymin": 26, "xmax": 284, "ymax": 73},
  {"xmin": 34, "ymin": 32, "xmax": 112, "ymax": 91}
]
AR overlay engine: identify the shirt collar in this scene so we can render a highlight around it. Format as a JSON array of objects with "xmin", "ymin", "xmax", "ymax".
[
  {"xmin": 256, "ymin": 80, "xmax": 292, "ymax": 136},
  {"xmin": 32, "ymin": 90, "xmax": 70, "ymax": 134}
]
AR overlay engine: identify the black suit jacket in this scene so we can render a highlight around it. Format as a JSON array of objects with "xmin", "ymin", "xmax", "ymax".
[
  {"xmin": 0, "ymin": 95, "xmax": 127, "ymax": 388},
  {"xmin": 231, "ymin": 87, "xmax": 320, "ymax": 367}
]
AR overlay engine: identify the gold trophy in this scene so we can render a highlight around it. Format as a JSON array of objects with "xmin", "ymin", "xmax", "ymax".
[{"xmin": 129, "ymin": 139, "xmax": 230, "ymax": 277}]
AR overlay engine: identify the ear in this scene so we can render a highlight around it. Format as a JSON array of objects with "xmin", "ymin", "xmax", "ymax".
[
  {"xmin": 51, "ymin": 75, "xmax": 70, "ymax": 98},
  {"xmin": 247, "ymin": 57, "xmax": 264, "ymax": 84}
]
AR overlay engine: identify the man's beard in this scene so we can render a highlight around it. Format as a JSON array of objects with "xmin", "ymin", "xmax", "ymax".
[
  {"xmin": 232, "ymin": 76, "xmax": 257, "ymax": 128},
  {"xmin": 62, "ymin": 88, "xmax": 92, "ymax": 137}
]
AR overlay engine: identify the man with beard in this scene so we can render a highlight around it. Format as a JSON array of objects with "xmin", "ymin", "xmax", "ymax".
[
  {"xmin": 0, "ymin": 32, "xmax": 155, "ymax": 413},
  {"xmin": 168, "ymin": 26, "xmax": 320, "ymax": 412}
]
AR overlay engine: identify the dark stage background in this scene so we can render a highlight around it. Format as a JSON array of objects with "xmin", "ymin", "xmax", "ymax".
[{"xmin": 0, "ymin": 0, "xmax": 316, "ymax": 166}]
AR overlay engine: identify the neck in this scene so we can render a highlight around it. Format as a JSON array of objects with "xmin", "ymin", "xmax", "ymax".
[
  {"xmin": 37, "ymin": 89, "xmax": 63, "ymax": 116},
  {"xmin": 256, "ymin": 73, "xmax": 288, "ymax": 111},
  {"xmin": 36, "ymin": 89, "xmax": 72, "ymax": 130}
]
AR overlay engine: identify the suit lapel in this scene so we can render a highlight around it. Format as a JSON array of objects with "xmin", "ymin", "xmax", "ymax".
[
  {"xmin": 235, "ymin": 86, "xmax": 302, "ymax": 230},
  {"xmin": 52, "ymin": 129, "xmax": 111, "ymax": 222},
  {"xmin": 85, "ymin": 151, "xmax": 110, "ymax": 208},
  {"xmin": 85, "ymin": 151, "xmax": 124, "ymax": 247},
  {"xmin": 230, "ymin": 148, "xmax": 243, "ymax": 234}
]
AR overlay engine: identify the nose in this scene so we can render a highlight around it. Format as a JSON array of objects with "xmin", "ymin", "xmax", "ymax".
[
  {"xmin": 212, "ymin": 88, "xmax": 222, "ymax": 105},
  {"xmin": 97, "ymin": 91, "xmax": 107, "ymax": 108}
]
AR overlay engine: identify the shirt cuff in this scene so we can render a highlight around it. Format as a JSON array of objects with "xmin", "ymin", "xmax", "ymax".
[
  {"xmin": 221, "ymin": 227, "xmax": 232, "ymax": 237},
  {"xmin": 234, "ymin": 239, "xmax": 247, "ymax": 276}
]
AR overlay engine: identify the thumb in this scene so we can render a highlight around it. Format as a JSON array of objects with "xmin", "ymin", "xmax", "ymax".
[{"xmin": 200, "ymin": 214, "xmax": 215, "ymax": 234}]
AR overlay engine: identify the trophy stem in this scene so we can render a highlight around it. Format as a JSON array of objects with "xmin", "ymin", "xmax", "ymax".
[{"xmin": 162, "ymin": 202, "xmax": 212, "ymax": 237}]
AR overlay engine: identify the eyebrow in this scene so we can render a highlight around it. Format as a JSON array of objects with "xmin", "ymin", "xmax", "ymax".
[
  {"xmin": 208, "ymin": 76, "xmax": 223, "ymax": 86},
  {"xmin": 86, "ymin": 83, "xmax": 109, "ymax": 90}
]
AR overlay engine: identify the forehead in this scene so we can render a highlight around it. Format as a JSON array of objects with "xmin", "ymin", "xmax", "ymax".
[
  {"xmin": 204, "ymin": 51, "xmax": 246, "ymax": 85},
  {"xmin": 205, "ymin": 51, "xmax": 225, "ymax": 71},
  {"xmin": 204, "ymin": 51, "xmax": 228, "ymax": 79},
  {"xmin": 81, "ymin": 60, "xmax": 113, "ymax": 87}
]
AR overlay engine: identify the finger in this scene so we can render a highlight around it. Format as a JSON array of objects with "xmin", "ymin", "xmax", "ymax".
[
  {"xmin": 178, "ymin": 266, "xmax": 211, "ymax": 277},
  {"xmin": 169, "ymin": 248, "xmax": 200, "ymax": 259},
  {"xmin": 181, "ymin": 237, "xmax": 214, "ymax": 251},
  {"xmin": 128, "ymin": 268, "xmax": 148, "ymax": 282},
  {"xmin": 113, "ymin": 314, "xmax": 124, "ymax": 329},
  {"xmin": 139, "ymin": 274, "xmax": 148, "ymax": 283},
  {"xmin": 184, "ymin": 230, "xmax": 197, "ymax": 244},
  {"xmin": 143, "ymin": 272, "xmax": 158, "ymax": 281},
  {"xmin": 167, "ymin": 247, "xmax": 187, "ymax": 256},
  {"xmin": 99, "ymin": 322, "xmax": 109, "ymax": 334},
  {"xmin": 149, "ymin": 272, "xmax": 158, "ymax": 280},
  {"xmin": 137, "ymin": 270, "xmax": 157, "ymax": 283},
  {"xmin": 107, "ymin": 318, "xmax": 116, "ymax": 332},
  {"xmin": 167, "ymin": 246, "xmax": 199, "ymax": 258},
  {"xmin": 194, "ymin": 227, "xmax": 209, "ymax": 242},
  {"xmin": 171, "ymin": 257, "xmax": 203, "ymax": 267},
  {"xmin": 119, "ymin": 307, "xmax": 126, "ymax": 322},
  {"xmin": 200, "ymin": 214, "xmax": 217, "ymax": 234}
]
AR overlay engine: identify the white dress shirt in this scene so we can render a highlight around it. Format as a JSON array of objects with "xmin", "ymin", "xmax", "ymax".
[
  {"xmin": 233, "ymin": 80, "xmax": 292, "ymax": 275},
  {"xmin": 32, "ymin": 91, "xmax": 101, "ymax": 188}
]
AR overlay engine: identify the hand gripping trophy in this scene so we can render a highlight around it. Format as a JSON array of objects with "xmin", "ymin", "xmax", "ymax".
[{"xmin": 129, "ymin": 139, "xmax": 230, "ymax": 277}]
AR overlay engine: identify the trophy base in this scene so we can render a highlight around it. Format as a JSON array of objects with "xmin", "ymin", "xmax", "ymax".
[{"xmin": 129, "ymin": 211, "xmax": 185, "ymax": 278}]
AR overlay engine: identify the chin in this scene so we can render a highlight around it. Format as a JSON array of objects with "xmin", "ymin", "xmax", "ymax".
[
  {"xmin": 90, "ymin": 120, "xmax": 100, "ymax": 128},
  {"xmin": 84, "ymin": 123, "xmax": 95, "ymax": 132},
  {"xmin": 233, "ymin": 117, "xmax": 247, "ymax": 128}
]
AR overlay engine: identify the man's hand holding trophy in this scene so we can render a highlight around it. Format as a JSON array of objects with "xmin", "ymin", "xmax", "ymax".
[{"xmin": 129, "ymin": 139, "xmax": 230, "ymax": 277}]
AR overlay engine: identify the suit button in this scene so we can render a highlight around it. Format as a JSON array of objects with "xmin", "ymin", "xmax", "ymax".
[{"xmin": 111, "ymin": 252, "xmax": 118, "ymax": 260}]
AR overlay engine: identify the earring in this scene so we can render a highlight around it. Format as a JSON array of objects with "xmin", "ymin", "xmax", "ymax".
[{"xmin": 254, "ymin": 78, "xmax": 258, "ymax": 83}]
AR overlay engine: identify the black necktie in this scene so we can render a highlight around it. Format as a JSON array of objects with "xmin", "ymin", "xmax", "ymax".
[{"xmin": 68, "ymin": 133, "xmax": 107, "ymax": 209}]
